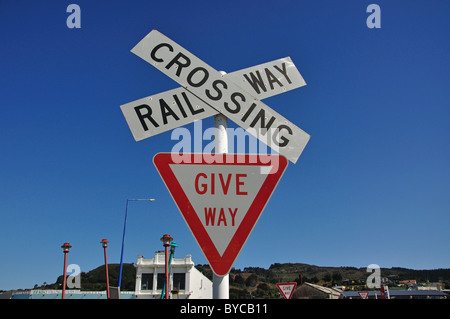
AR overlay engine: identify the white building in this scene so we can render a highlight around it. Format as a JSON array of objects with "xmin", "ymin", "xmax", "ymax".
[{"xmin": 134, "ymin": 251, "xmax": 212, "ymax": 299}]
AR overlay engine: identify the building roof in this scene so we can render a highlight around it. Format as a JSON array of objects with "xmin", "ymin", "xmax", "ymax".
[
  {"xmin": 135, "ymin": 251, "xmax": 194, "ymax": 267},
  {"xmin": 303, "ymin": 282, "xmax": 342, "ymax": 297}
]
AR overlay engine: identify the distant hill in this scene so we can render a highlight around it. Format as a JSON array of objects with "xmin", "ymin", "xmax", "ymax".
[
  {"xmin": 30, "ymin": 262, "xmax": 450, "ymax": 299},
  {"xmin": 35, "ymin": 263, "xmax": 136, "ymax": 292},
  {"xmin": 267, "ymin": 262, "xmax": 450, "ymax": 283},
  {"xmin": 196, "ymin": 263, "xmax": 450, "ymax": 299}
]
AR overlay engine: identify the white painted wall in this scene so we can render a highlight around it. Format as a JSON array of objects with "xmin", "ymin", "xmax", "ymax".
[{"xmin": 134, "ymin": 251, "xmax": 212, "ymax": 299}]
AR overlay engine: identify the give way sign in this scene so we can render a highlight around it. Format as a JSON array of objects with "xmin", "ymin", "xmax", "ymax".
[
  {"xmin": 153, "ymin": 153, "xmax": 288, "ymax": 276},
  {"xmin": 277, "ymin": 282, "xmax": 297, "ymax": 299},
  {"xmin": 358, "ymin": 291, "xmax": 370, "ymax": 299}
]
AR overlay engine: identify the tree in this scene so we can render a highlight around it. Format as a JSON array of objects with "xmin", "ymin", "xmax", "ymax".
[
  {"xmin": 255, "ymin": 283, "xmax": 273, "ymax": 298},
  {"xmin": 332, "ymin": 272, "xmax": 342, "ymax": 283},
  {"xmin": 245, "ymin": 274, "xmax": 258, "ymax": 287},
  {"xmin": 233, "ymin": 274, "xmax": 245, "ymax": 286}
]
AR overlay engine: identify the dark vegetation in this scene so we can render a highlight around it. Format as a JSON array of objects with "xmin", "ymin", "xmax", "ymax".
[{"xmin": 29, "ymin": 263, "xmax": 136, "ymax": 292}]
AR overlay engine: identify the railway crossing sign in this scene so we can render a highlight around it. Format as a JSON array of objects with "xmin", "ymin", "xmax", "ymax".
[
  {"xmin": 121, "ymin": 57, "xmax": 306, "ymax": 142},
  {"xmin": 276, "ymin": 282, "xmax": 297, "ymax": 299},
  {"xmin": 122, "ymin": 30, "xmax": 310, "ymax": 164},
  {"xmin": 153, "ymin": 153, "xmax": 288, "ymax": 276}
]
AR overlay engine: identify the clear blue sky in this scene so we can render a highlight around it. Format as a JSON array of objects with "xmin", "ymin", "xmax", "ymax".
[{"xmin": 1, "ymin": 0, "xmax": 449, "ymax": 290}]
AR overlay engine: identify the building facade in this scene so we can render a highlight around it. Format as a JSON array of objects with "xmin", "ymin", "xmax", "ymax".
[{"xmin": 134, "ymin": 251, "xmax": 212, "ymax": 299}]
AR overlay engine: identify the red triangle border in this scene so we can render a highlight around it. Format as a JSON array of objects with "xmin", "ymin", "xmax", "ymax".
[{"xmin": 153, "ymin": 153, "xmax": 288, "ymax": 276}]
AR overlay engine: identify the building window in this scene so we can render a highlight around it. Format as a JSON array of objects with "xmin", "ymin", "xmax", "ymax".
[
  {"xmin": 141, "ymin": 273, "xmax": 153, "ymax": 291},
  {"xmin": 157, "ymin": 273, "xmax": 166, "ymax": 290},
  {"xmin": 173, "ymin": 273, "xmax": 186, "ymax": 291}
]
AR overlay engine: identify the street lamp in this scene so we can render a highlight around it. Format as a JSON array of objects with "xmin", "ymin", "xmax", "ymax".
[
  {"xmin": 61, "ymin": 242, "xmax": 72, "ymax": 299},
  {"xmin": 118, "ymin": 198, "xmax": 155, "ymax": 289},
  {"xmin": 100, "ymin": 238, "xmax": 110, "ymax": 299},
  {"xmin": 160, "ymin": 234, "xmax": 173, "ymax": 299}
]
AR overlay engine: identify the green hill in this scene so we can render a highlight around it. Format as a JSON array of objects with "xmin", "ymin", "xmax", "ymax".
[
  {"xmin": 36, "ymin": 263, "xmax": 136, "ymax": 291},
  {"xmin": 195, "ymin": 263, "xmax": 450, "ymax": 299}
]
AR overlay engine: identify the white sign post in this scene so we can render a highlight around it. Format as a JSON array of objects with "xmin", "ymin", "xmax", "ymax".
[{"xmin": 213, "ymin": 90, "xmax": 229, "ymax": 298}]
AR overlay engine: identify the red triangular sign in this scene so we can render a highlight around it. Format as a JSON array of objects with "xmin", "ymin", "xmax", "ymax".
[
  {"xmin": 153, "ymin": 153, "xmax": 288, "ymax": 276},
  {"xmin": 358, "ymin": 291, "xmax": 369, "ymax": 299},
  {"xmin": 277, "ymin": 282, "xmax": 297, "ymax": 299}
]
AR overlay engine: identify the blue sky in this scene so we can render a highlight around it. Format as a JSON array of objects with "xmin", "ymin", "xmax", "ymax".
[{"xmin": 1, "ymin": 0, "xmax": 449, "ymax": 290}]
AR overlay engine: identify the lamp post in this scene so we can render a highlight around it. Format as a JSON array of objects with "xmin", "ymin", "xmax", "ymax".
[
  {"xmin": 160, "ymin": 240, "xmax": 178, "ymax": 299},
  {"xmin": 100, "ymin": 238, "xmax": 110, "ymax": 299},
  {"xmin": 160, "ymin": 234, "xmax": 173, "ymax": 299},
  {"xmin": 118, "ymin": 198, "xmax": 155, "ymax": 289},
  {"xmin": 61, "ymin": 242, "xmax": 72, "ymax": 299}
]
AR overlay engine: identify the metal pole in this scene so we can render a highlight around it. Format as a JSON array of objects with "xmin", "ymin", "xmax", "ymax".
[
  {"xmin": 104, "ymin": 246, "xmax": 110, "ymax": 299},
  {"xmin": 118, "ymin": 199, "xmax": 130, "ymax": 289},
  {"xmin": 212, "ymin": 70, "xmax": 229, "ymax": 299},
  {"xmin": 62, "ymin": 251, "xmax": 68, "ymax": 299},
  {"xmin": 101, "ymin": 239, "xmax": 110, "ymax": 299},
  {"xmin": 61, "ymin": 242, "xmax": 71, "ymax": 300},
  {"xmin": 161, "ymin": 241, "xmax": 177, "ymax": 299},
  {"xmin": 165, "ymin": 242, "xmax": 170, "ymax": 299},
  {"xmin": 160, "ymin": 234, "xmax": 173, "ymax": 299},
  {"xmin": 214, "ymin": 114, "xmax": 228, "ymax": 154},
  {"xmin": 119, "ymin": 198, "xmax": 155, "ymax": 289}
]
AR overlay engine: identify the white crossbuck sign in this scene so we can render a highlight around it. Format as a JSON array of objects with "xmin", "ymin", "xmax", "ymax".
[{"xmin": 121, "ymin": 30, "xmax": 310, "ymax": 163}]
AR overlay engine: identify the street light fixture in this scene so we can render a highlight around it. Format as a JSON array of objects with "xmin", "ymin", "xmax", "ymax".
[
  {"xmin": 61, "ymin": 242, "xmax": 72, "ymax": 299},
  {"xmin": 118, "ymin": 198, "xmax": 155, "ymax": 289}
]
